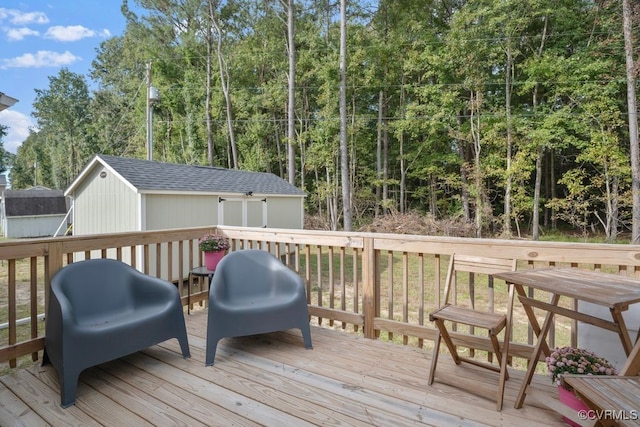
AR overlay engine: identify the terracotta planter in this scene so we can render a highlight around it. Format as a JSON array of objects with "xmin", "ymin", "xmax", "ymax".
[
  {"xmin": 204, "ymin": 251, "xmax": 225, "ymax": 270},
  {"xmin": 558, "ymin": 385, "xmax": 589, "ymax": 427}
]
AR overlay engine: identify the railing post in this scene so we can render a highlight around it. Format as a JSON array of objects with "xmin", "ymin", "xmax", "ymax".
[
  {"xmin": 45, "ymin": 241, "xmax": 64, "ymax": 326},
  {"xmin": 362, "ymin": 237, "xmax": 377, "ymax": 339}
]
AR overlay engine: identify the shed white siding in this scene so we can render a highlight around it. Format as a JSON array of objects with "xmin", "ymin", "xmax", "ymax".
[
  {"xmin": 267, "ymin": 197, "xmax": 304, "ymax": 229},
  {"xmin": 1, "ymin": 187, "xmax": 68, "ymax": 238},
  {"xmin": 72, "ymin": 166, "xmax": 138, "ymax": 235},
  {"xmin": 144, "ymin": 194, "xmax": 219, "ymax": 230},
  {"xmin": 144, "ymin": 193, "xmax": 219, "ymax": 280},
  {"xmin": 4, "ymin": 214, "xmax": 67, "ymax": 238}
]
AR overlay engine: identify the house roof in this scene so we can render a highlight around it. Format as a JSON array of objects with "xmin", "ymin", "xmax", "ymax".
[
  {"xmin": 0, "ymin": 92, "xmax": 18, "ymax": 111},
  {"xmin": 66, "ymin": 154, "xmax": 306, "ymax": 197},
  {"xmin": 4, "ymin": 188, "xmax": 67, "ymax": 217}
]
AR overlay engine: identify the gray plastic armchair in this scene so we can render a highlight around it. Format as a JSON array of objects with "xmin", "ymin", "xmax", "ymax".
[
  {"xmin": 43, "ymin": 258, "xmax": 190, "ymax": 408},
  {"xmin": 205, "ymin": 249, "xmax": 312, "ymax": 366}
]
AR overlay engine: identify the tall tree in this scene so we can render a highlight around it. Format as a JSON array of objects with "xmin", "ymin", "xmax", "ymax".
[
  {"xmin": 339, "ymin": 0, "xmax": 352, "ymax": 230},
  {"xmin": 623, "ymin": 0, "xmax": 640, "ymax": 243},
  {"xmin": 207, "ymin": 0, "xmax": 239, "ymax": 169},
  {"xmin": 32, "ymin": 68, "xmax": 93, "ymax": 187},
  {"xmin": 286, "ymin": 0, "xmax": 296, "ymax": 185}
]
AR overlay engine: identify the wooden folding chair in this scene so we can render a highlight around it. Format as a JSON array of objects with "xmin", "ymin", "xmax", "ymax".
[{"xmin": 428, "ymin": 254, "xmax": 517, "ymax": 411}]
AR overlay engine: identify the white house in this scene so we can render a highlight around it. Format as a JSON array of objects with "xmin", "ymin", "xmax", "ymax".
[{"xmin": 65, "ymin": 154, "xmax": 306, "ymax": 279}]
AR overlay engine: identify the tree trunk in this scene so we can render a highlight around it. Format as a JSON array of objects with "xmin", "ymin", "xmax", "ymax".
[
  {"xmin": 399, "ymin": 77, "xmax": 407, "ymax": 214},
  {"xmin": 457, "ymin": 117, "xmax": 470, "ymax": 222},
  {"xmin": 623, "ymin": 0, "xmax": 640, "ymax": 243},
  {"xmin": 503, "ymin": 47, "xmax": 513, "ymax": 237},
  {"xmin": 470, "ymin": 89, "xmax": 483, "ymax": 237},
  {"xmin": 382, "ymin": 96, "xmax": 389, "ymax": 215},
  {"xmin": 376, "ymin": 90, "xmax": 383, "ymax": 217},
  {"xmin": 273, "ymin": 112, "xmax": 283, "ymax": 177},
  {"xmin": 612, "ymin": 176, "xmax": 619, "ymax": 241},
  {"xmin": 532, "ymin": 14, "xmax": 548, "ymax": 240},
  {"xmin": 205, "ymin": 24, "xmax": 214, "ymax": 166},
  {"xmin": 329, "ymin": 166, "xmax": 338, "ymax": 230},
  {"xmin": 430, "ymin": 175, "xmax": 438, "ymax": 216},
  {"xmin": 339, "ymin": 0, "xmax": 351, "ymax": 230},
  {"xmin": 314, "ymin": 167, "xmax": 322, "ymax": 216},
  {"xmin": 551, "ymin": 150, "xmax": 557, "ymax": 230},
  {"xmin": 209, "ymin": 3, "xmax": 238, "ymax": 169},
  {"xmin": 533, "ymin": 146, "xmax": 543, "ymax": 240},
  {"xmin": 286, "ymin": 0, "xmax": 296, "ymax": 185}
]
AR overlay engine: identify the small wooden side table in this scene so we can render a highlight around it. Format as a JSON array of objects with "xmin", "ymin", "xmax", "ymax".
[{"xmin": 187, "ymin": 266, "xmax": 215, "ymax": 314}]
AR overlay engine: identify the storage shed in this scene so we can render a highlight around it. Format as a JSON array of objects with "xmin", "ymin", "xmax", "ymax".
[
  {"xmin": 1, "ymin": 187, "xmax": 68, "ymax": 238},
  {"xmin": 65, "ymin": 154, "xmax": 306, "ymax": 279}
]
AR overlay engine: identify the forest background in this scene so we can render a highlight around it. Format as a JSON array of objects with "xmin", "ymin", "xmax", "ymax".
[{"xmin": 1, "ymin": 0, "xmax": 640, "ymax": 243}]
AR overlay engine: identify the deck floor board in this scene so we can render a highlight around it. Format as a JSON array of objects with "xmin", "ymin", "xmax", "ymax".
[{"xmin": 0, "ymin": 310, "xmax": 567, "ymax": 426}]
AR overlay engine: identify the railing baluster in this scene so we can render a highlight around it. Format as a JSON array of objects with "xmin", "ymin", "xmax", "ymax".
[
  {"xmin": 30, "ymin": 257, "xmax": 38, "ymax": 361},
  {"xmin": 316, "ymin": 245, "xmax": 323, "ymax": 325},
  {"xmin": 352, "ymin": 247, "xmax": 359, "ymax": 333},
  {"xmin": 328, "ymin": 246, "xmax": 334, "ymax": 327},
  {"xmin": 386, "ymin": 250, "xmax": 394, "ymax": 341},
  {"xmin": 402, "ymin": 252, "xmax": 409, "ymax": 345},
  {"xmin": 8, "ymin": 259, "xmax": 16, "ymax": 368},
  {"xmin": 340, "ymin": 247, "xmax": 346, "ymax": 330}
]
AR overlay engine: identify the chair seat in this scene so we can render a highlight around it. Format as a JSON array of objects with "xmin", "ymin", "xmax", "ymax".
[{"xmin": 430, "ymin": 304, "xmax": 506, "ymax": 334}]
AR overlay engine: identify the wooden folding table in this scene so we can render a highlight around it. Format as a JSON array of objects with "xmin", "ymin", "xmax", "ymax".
[{"xmin": 493, "ymin": 268, "xmax": 640, "ymax": 409}]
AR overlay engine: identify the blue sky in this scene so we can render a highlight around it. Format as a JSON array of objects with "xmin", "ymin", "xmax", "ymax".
[{"xmin": 0, "ymin": 1, "xmax": 135, "ymax": 154}]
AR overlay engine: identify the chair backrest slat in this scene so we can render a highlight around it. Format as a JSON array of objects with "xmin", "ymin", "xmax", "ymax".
[
  {"xmin": 442, "ymin": 254, "xmax": 516, "ymax": 306},
  {"xmin": 453, "ymin": 255, "xmax": 517, "ymax": 275}
]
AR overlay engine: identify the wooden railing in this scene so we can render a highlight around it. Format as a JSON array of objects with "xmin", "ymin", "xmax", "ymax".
[{"xmin": 2, "ymin": 225, "xmax": 640, "ymax": 372}]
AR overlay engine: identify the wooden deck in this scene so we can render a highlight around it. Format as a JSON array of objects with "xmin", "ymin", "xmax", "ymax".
[{"xmin": 0, "ymin": 310, "xmax": 568, "ymax": 427}]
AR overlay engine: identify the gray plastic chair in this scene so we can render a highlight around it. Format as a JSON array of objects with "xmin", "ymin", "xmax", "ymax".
[
  {"xmin": 43, "ymin": 258, "xmax": 190, "ymax": 408},
  {"xmin": 205, "ymin": 249, "xmax": 312, "ymax": 366}
]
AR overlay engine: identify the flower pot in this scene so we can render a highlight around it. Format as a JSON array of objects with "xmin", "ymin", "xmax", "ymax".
[
  {"xmin": 558, "ymin": 385, "xmax": 589, "ymax": 427},
  {"xmin": 204, "ymin": 251, "xmax": 225, "ymax": 270}
]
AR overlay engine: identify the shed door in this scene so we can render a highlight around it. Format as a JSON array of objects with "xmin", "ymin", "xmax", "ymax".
[{"xmin": 218, "ymin": 197, "xmax": 266, "ymax": 227}]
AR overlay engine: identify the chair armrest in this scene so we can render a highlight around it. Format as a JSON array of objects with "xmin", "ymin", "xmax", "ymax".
[
  {"xmin": 130, "ymin": 270, "xmax": 178, "ymax": 305},
  {"xmin": 274, "ymin": 267, "xmax": 304, "ymax": 293}
]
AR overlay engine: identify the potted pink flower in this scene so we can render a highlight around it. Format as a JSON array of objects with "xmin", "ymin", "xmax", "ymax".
[
  {"xmin": 546, "ymin": 346, "xmax": 617, "ymax": 384},
  {"xmin": 199, "ymin": 234, "xmax": 230, "ymax": 270},
  {"xmin": 546, "ymin": 346, "xmax": 617, "ymax": 427}
]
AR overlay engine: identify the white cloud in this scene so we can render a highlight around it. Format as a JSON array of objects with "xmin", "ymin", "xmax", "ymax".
[
  {"xmin": 0, "ymin": 8, "xmax": 49, "ymax": 25},
  {"xmin": 5, "ymin": 27, "xmax": 39, "ymax": 41},
  {"xmin": 0, "ymin": 50, "xmax": 81, "ymax": 69},
  {"xmin": 45, "ymin": 25, "xmax": 96, "ymax": 42},
  {"xmin": 0, "ymin": 110, "xmax": 34, "ymax": 154}
]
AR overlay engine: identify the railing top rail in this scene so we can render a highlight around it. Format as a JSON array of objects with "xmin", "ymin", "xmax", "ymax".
[{"xmin": 3, "ymin": 225, "xmax": 640, "ymax": 266}]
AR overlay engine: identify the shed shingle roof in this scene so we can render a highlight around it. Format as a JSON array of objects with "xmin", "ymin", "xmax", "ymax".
[
  {"xmin": 96, "ymin": 155, "xmax": 305, "ymax": 196},
  {"xmin": 4, "ymin": 189, "xmax": 67, "ymax": 216}
]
